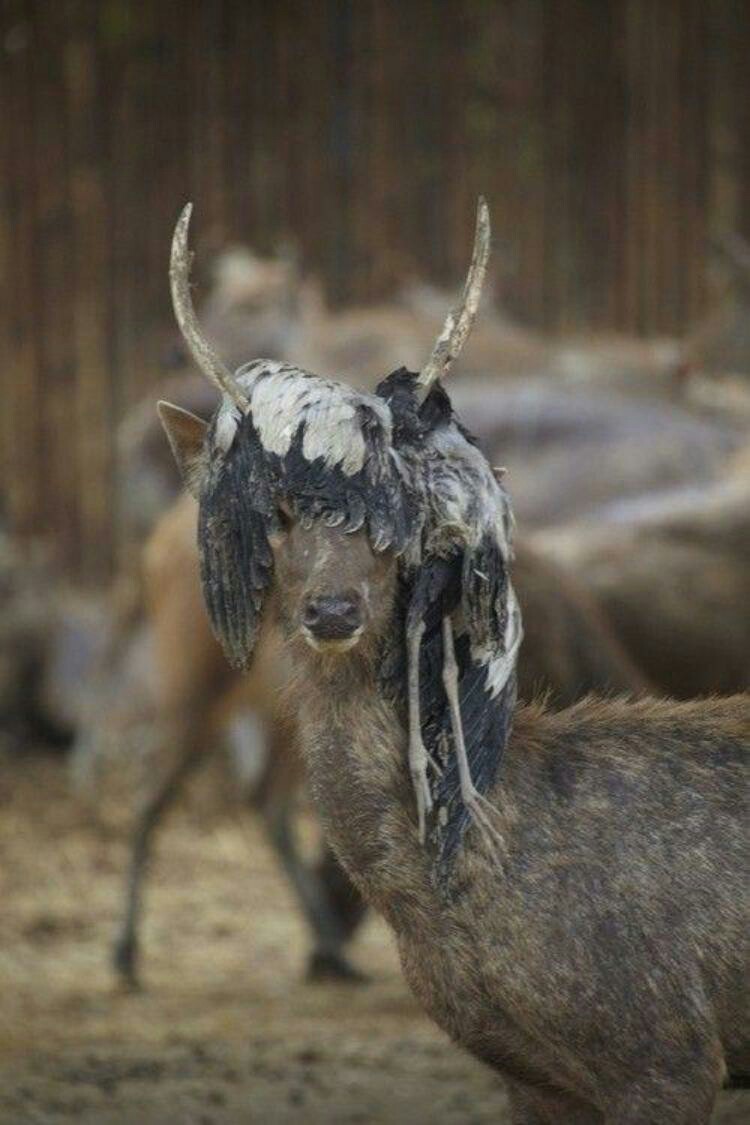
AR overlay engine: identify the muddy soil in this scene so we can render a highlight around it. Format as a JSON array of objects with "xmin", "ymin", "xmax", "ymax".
[{"xmin": 0, "ymin": 753, "xmax": 747, "ymax": 1125}]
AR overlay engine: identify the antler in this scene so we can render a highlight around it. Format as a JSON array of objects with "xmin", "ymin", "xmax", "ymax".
[
  {"xmin": 169, "ymin": 203, "xmax": 250, "ymax": 412},
  {"xmin": 416, "ymin": 197, "xmax": 491, "ymax": 401}
]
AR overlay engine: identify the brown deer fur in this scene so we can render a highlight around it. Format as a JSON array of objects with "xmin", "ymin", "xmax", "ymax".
[
  {"xmin": 263, "ymin": 518, "xmax": 748, "ymax": 1125},
  {"xmin": 159, "ymin": 203, "xmax": 747, "ymax": 1120}
]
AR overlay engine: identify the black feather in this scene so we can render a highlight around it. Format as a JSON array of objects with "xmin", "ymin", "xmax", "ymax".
[
  {"xmin": 380, "ymin": 374, "xmax": 518, "ymax": 882},
  {"xmin": 416, "ymin": 559, "xmax": 515, "ymax": 882},
  {"xmin": 419, "ymin": 379, "xmax": 481, "ymax": 450},
  {"xmin": 462, "ymin": 531, "xmax": 509, "ymax": 654},
  {"xmin": 196, "ymin": 365, "xmax": 518, "ymax": 884},
  {"xmin": 375, "ymin": 368, "xmax": 424, "ymax": 445},
  {"xmin": 198, "ymin": 413, "xmax": 276, "ymax": 671},
  {"xmin": 387, "ymin": 548, "xmax": 516, "ymax": 885},
  {"xmin": 265, "ymin": 418, "xmax": 419, "ymax": 557}
]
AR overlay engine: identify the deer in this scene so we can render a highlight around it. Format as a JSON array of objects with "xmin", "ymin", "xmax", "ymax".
[
  {"xmin": 681, "ymin": 230, "xmax": 750, "ymax": 381},
  {"xmin": 73, "ymin": 489, "xmax": 367, "ymax": 988},
  {"xmin": 533, "ymin": 445, "xmax": 750, "ymax": 698},
  {"xmin": 76, "ymin": 471, "xmax": 648, "ymax": 989},
  {"xmin": 157, "ymin": 199, "xmax": 748, "ymax": 1123},
  {"xmin": 0, "ymin": 528, "xmax": 111, "ymax": 753}
]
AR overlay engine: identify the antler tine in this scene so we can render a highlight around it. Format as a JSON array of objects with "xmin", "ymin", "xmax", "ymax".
[
  {"xmin": 169, "ymin": 203, "xmax": 250, "ymax": 412},
  {"xmin": 416, "ymin": 196, "xmax": 491, "ymax": 401}
]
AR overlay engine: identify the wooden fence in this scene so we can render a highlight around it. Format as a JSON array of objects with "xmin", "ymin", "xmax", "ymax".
[{"xmin": 1, "ymin": 0, "xmax": 749, "ymax": 578}]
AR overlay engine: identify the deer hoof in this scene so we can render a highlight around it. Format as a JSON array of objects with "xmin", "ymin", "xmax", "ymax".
[
  {"xmin": 306, "ymin": 950, "xmax": 369, "ymax": 984},
  {"xmin": 112, "ymin": 935, "xmax": 142, "ymax": 991}
]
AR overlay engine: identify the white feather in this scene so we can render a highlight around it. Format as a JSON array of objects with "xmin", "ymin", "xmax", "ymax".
[{"xmin": 230, "ymin": 360, "xmax": 392, "ymax": 477}]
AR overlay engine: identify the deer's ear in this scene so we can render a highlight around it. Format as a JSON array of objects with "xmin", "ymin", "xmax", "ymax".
[{"xmin": 157, "ymin": 400, "xmax": 209, "ymax": 499}]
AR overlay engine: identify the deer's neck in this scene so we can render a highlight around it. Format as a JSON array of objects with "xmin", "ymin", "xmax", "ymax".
[{"xmin": 293, "ymin": 653, "xmax": 435, "ymax": 929}]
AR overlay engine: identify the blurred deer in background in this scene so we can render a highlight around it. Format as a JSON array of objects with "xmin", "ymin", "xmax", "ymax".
[
  {"xmin": 450, "ymin": 377, "xmax": 745, "ymax": 527},
  {"xmin": 533, "ymin": 443, "xmax": 750, "ymax": 699},
  {"xmin": 149, "ymin": 232, "xmax": 745, "ymax": 538},
  {"xmin": 682, "ymin": 231, "xmax": 750, "ymax": 381},
  {"xmin": 166, "ymin": 243, "xmax": 303, "ymax": 374},
  {"xmin": 166, "ymin": 235, "xmax": 552, "ymax": 383},
  {"xmin": 173, "ymin": 230, "xmax": 713, "ymax": 399},
  {"xmin": 0, "ymin": 527, "xmax": 112, "ymax": 754},
  {"xmin": 158, "ymin": 199, "xmax": 748, "ymax": 1124},
  {"xmin": 74, "ymin": 489, "xmax": 366, "ymax": 988}
]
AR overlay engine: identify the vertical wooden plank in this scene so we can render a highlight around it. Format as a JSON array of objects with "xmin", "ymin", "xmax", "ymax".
[
  {"xmin": 1, "ymin": 0, "xmax": 744, "ymax": 577},
  {"xmin": 2, "ymin": 0, "xmax": 42, "ymax": 545},
  {"xmin": 29, "ymin": 1, "xmax": 79, "ymax": 568},
  {"xmin": 324, "ymin": 0, "xmax": 354, "ymax": 304},
  {"xmin": 65, "ymin": 0, "xmax": 114, "ymax": 579},
  {"xmin": 682, "ymin": 0, "xmax": 709, "ymax": 329},
  {"xmin": 734, "ymin": 0, "xmax": 750, "ymax": 242},
  {"xmin": 0, "ymin": 4, "xmax": 18, "ymax": 519},
  {"xmin": 623, "ymin": 0, "xmax": 644, "ymax": 334}
]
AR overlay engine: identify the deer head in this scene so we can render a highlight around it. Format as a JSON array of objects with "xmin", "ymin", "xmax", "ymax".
[{"xmin": 159, "ymin": 201, "xmax": 494, "ymax": 671}]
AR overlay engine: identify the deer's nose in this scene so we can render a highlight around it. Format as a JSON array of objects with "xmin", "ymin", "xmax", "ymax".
[{"xmin": 303, "ymin": 594, "xmax": 363, "ymax": 641}]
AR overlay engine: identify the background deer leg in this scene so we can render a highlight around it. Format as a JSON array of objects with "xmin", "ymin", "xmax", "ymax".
[
  {"xmin": 112, "ymin": 722, "xmax": 204, "ymax": 988},
  {"xmin": 259, "ymin": 797, "xmax": 366, "ymax": 982},
  {"xmin": 313, "ymin": 841, "xmax": 367, "ymax": 942},
  {"xmin": 253, "ymin": 719, "xmax": 366, "ymax": 982}
]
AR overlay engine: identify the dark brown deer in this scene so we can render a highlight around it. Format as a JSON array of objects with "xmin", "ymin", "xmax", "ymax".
[
  {"xmin": 79, "ymin": 485, "xmax": 647, "ymax": 988},
  {"xmin": 158, "ymin": 201, "xmax": 748, "ymax": 1123}
]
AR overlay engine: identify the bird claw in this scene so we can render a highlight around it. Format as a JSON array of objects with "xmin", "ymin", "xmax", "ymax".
[
  {"xmin": 441, "ymin": 615, "xmax": 504, "ymax": 857},
  {"xmin": 461, "ymin": 784, "xmax": 505, "ymax": 853},
  {"xmin": 407, "ymin": 616, "xmax": 437, "ymax": 843},
  {"xmin": 409, "ymin": 730, "xmax": 434, "ymax": 843}
]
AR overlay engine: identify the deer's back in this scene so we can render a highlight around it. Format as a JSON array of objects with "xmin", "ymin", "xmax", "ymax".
[{"xmin": 400, "ymin": 695, "xmax": 749, "ymax": 1100}]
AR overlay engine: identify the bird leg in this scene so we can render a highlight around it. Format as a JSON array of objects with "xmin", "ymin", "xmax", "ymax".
[
  {"xmin": 441, "ymin": 615, "xmax": 504, "ymax": 853},
  {"xmin": 406, "ymin": 616, "xmax": 434, "ymax": 843}
]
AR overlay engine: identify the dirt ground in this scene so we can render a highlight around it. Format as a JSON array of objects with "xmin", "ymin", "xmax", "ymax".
[{"xmin": 0, "ymin": 752, "xmax": 747, "ymax": 1125}]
